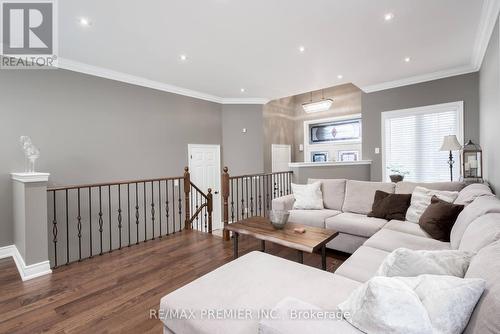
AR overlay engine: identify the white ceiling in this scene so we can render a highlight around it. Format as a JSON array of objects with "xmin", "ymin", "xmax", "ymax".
[{"xmin": 58, "ymin": 0, "xmax": 499, "ymax": 104}]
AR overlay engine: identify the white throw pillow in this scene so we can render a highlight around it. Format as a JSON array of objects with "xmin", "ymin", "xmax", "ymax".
[
  {"xmin": 454, "ymin": 183, "xmax": 494, "ymax": 206},
  {"xmin": 291, "ymin": 182, "xmax": 324, "ymax": 210},
  {"xmin": 406, "ymin": 186, "xmax": 459, "ymax": 223},
  {"xmin": 376, "ymin": 248, "xmax": 474, "ymax": 278},
  {"xmin": 338, "ymin": 275, "xmax": 485, "ymax": 334}
]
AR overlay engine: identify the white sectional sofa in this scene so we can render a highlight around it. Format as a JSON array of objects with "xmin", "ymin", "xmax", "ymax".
[
  {"xmin": 272, "ymin": 179, "xmax": 466, "ymax": 253},
  {"xmin": 159, "ymin": 181, "xmax": 500, "ymax": 334}
]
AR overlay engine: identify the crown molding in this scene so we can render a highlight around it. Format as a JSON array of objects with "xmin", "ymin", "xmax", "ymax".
[
  {"xmin": 472, "ymin": 0, "xmax": 500, "ymax": 70},
  {"xmin": 57, "ymin": 58, "xmax": 268, "ymax": 105},
  {"xmin": 360, "ymin": 64, "xmax": 477, "ymax": 93}
]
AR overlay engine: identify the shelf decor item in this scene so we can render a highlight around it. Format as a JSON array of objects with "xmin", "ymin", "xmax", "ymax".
[
  {"xmin": 440, "ymin": 135, "xmax": 462, "ymax": 182},
  {"xmin": 20, "ymin": 136, "xmax": 40, "ymax": 173},
  {"xmin": 462, "ymin": 140, "xmax": 483, "ymax": 183},
  {"xmin": 387, "ymin": 165, "xmax": 409, "ymax": 183}
]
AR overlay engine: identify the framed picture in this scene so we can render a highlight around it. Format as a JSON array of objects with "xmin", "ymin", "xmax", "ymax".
[
  {"xmin": 338, "ymin": 150, "xmax": 359, "ymax": 162},
  {"xmin": 311, "ymin": 152, "xmax": 329, "ymax": 162}
]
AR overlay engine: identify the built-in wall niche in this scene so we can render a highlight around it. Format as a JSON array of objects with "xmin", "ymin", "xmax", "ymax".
[{"xmin": 304, "ymin": 114, "xmax": 362, "ymax": 163}]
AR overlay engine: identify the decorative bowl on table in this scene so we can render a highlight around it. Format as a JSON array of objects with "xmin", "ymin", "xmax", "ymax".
[{"xmin": 268, "ymin": 210, "xmax": 290, "ymax": 230}]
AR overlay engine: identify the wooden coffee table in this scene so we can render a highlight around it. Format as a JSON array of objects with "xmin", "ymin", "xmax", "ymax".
[{"xmin": 224, "ymin": 216, "xmax": 339, "ymax": 270}]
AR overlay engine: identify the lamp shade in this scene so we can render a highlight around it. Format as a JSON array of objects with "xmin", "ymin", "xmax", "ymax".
[{"xmin": 440, "ymin": 135, "xmax": 462, "ymax": 151}]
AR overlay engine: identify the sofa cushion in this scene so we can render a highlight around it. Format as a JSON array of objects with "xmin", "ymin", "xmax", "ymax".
[
  {"xmin": 335, "ymin": 246, "xmax": 389, "ymax": 283},
  {"xmin": 309, "ymin": 179, "xmax": 346, "ymax": 211},
  {"xmin": 291, "ymin": 182, "xmax": 323, "ymax": 209},
  {"xmin": 383, "ymin": 220, "xmax": 431, "ymax": 238},
  {"xmin": 289, "ymin": 209, "xmax": 341, "ymax": 228},
  {"xmin": 367, "ymin": 191, "xmax": 412, "ymax": 221},
  {"xmin": 160, "ymin": 252, "xmax": 361, "ymax": 334},
  {"xmin": 259, "ymin": 297, "xmax": 362, "ymax": 334},
  {"xmin": 455, "ymin": 183, "xmax": 494, "ymax": 206},
  {"xmin": 464, "ymin": 240, "xmax": 500, "ymax": 334},
  {"xmin": 325, "ymin": 213, "xmax": 388, "ymax": 238},
  {"xmin": 406, "ymin": 186, "xmax": 459, "ymax": 223},
  {"xmin": 418, "ymin": 196, "xmax": 464, "ymax": 242},
  {"xmin": 326, "ymin": 233, "xmax": 367, "ymax": 254},
  {"xmin": 459, "ymin": 213, "xmax": 500, "ymax": 253},
  {"xmin": 342, "ymin": 180, "xmax": 396, "ymax": 215},
  {"xmin": 450, "ymin": 196, "xmax": 500, "ymax": 249},
  {"xmin": 395, "ymin": 181, "xmax": 465, "ymax": 194},
  {"xmin": 364, "ymin": 229, "xmax": 450, "ymax": 252}
]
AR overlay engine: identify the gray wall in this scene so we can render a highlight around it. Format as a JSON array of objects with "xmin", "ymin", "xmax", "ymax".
[
  {"xmin": 480, "ymin": 16, "xmax": 500, "ymax": 195},
  {"xmin": 362, "ymin": 72, "xmax": 480, "ymax": 181},
  {"xmin": 222, "ymin": 105, "xmax": 264, "ymax": 175},
  {"xmin": 0, "ymin": 68, "xmax": 223, "ymax": 247}
]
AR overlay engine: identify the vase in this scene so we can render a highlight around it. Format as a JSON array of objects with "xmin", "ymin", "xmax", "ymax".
[{"xmin": 390, "ymin": 175, "xmax": 404, "ymax": 183}]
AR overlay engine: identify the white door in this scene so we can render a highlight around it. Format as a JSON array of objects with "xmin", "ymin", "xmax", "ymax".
[
  {"xmin": 272, "ymin": 144, "xmax": 291, "ymax": 172},
  {"xmin": 271, "ymin": 144, "xmax": 291, "ymax": 197},
  {"xmin": 188, "ymin": 144, "xmax": 222, "ymax": 231}
]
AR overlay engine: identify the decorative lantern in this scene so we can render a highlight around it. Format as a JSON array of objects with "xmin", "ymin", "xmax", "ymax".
[{"xmin": 462, "ymin": 140, "xmax": 483, "ymax": 183}]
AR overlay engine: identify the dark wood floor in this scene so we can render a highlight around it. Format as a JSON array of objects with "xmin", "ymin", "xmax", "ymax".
[{"xmin": 0, "ymin": 230, "xmax": 347, "ymax": 334}]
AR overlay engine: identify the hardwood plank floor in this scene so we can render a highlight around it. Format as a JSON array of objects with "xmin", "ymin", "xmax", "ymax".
[{"xmin": 0, "ymin": 230, "xmax": 347, "ymax": 334}]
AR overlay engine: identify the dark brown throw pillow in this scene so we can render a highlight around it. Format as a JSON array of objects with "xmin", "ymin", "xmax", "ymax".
[
  {"xmin": 368, "ymin": 191, "xmax": 412, "ymax": 221},
  {"xmin": 418, "ymin": 196, "xmax": 464, "ymax": 242}
]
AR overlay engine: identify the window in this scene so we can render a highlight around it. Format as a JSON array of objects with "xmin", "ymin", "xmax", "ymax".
[
  {"xmin": 382, "ymin": 102, "xmax": 463, "ymax": 182},
  {"xmin": 310, "ymin": 118, "xmax": 361, "ymax": 143}
]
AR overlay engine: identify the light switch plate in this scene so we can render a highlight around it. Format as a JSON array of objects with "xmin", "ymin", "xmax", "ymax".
[
  {"xmin": 242, "ymin": 128, "xmax": 247, "ymax": 133},
  {"xmin": 375, "ymin": 147, "xmax": 380, "ymax": 154}
]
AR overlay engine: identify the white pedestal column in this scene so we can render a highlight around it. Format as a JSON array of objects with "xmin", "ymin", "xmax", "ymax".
[{"xmin": 11, "ymin": 172, "xmax": 52, "ymax": 281}]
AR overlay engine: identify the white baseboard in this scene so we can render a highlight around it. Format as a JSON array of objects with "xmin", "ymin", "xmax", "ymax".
[{"xmin": 0, "ymin": 245, "xmax": 52, "ymax": 281}]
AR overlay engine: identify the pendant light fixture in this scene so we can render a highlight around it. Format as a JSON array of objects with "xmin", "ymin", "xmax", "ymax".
[{"xmin": 302, "ymin": 89, "xmax": 333, "ymax": 113}]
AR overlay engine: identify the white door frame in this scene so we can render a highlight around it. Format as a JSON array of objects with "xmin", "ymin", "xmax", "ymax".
[
  {"xmin": 187, "ymin": 144, "xmax": 222, "ymax": 230},
  {"xmin": 271, "ymin": 144, "xmax": 291, "ymax": 172}
]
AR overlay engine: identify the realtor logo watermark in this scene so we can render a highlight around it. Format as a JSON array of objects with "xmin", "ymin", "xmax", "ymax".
[{"xmin": 1, "ymin": 0, "xmax": 58, "ymax": 69}]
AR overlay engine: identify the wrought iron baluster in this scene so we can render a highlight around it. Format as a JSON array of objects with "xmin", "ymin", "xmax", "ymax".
[
  {"xmin": 52, "ymin": 191, "xmax": 58, "ymax": 268},
  {"xmin": 98, "ymin": 186, "xmax": 104, "ymax": 255},
  {"xmin": 196, "ymin": 190, "xmax": 199, "ymax": 229},
  {"xmin": 273, "ymin": 176, "xmax": 277, "ymax": 199},
  {"xmin": 135, "ymin": 183, "xmax": 139, "ymax": 245},
  {"xmin": 127, "ymin": 184, "xmax": 131, "ymax": 247},
  {"xmin": 280, "ymin": 173, "xmax": 283, "ymax": 196},
  {"xmin": 266, "ymin": 175, "xmax": 270, "ymax": 213},
  {"xmin": 240, "ymin": 178, "xmax": 245, "ymax": 218},
  {"xmin": 143, "ymin": 182, "xmax": 147, "ymax": 242},
  {"xmin": 108, "ymin": 185, "xmax": 112, "ymax": 252},
  {"xmin": 246, "ymin": 177, "xmax": 249, "ymax": 218},
  {"xmin": 178, "ymin": 179, "xmax": 182, "ymax": 232},
  {"xmin": 230, "ymin": 179, "xmax": 234, "ymax": 223},
  {"xmin": 65, "ymin": 189, "xmax": 69, "ymax": 265},
  {"xmin": 172, "ymin": 179, "xmax": 176, "ymax": 233},
  {"xmin": 250, "ymin": 177, "xmax": 254, "ymax": 217},
  {"xmin": 204, "ymin": 204, "xmax": 207, "ymax": 231},
  {"xmin": 89, "ymin": 188, "xmax": 93, "ymax": 257},
  {"xmin": 258, "ymin": 176, "xmax": 262, "ymax": 216},
  {"xmin": 77, "ymin": 188, "xmax": 82, "ymax": 261},
  {"xmin": 236, "ymin": 178, "xmax": 239, "ymax": 221},
  {"xmin": 166, "ymin": 180, "xmax": 170, "ymax": 235},
  {"xmin": 158, "ymin": 181, "xmax": 162, "ymax": 238},
  {"xmin": 118, "ymin": 184, "xmax": 122, "ymax": 250},
  {"xmin": 151, "ymin": 181, "xmax": 155, "ymax": 240}
]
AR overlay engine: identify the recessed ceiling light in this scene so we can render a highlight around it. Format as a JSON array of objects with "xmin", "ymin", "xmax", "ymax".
[
  {"xmin": 240, "ymin": 88, "xmax": 246, "ymax": 93},
  {"xmin": 179, "ymin": 54, "xmax": 188, "ymax": 61},
  {"xmin": 337, "ymin": 74, "xmax": 343, "ymax": 79},
  {"xmin": 384, "ymin": 13, "xmax": 394, "ymax": 21},
  {"xmin": 79, "ymin": 17, "xmax": 91, "ymax": 26},
  {"xmin": 298, "ymin": 46, "xmax": 306, "ymax": 53},
  {"xmin": 404, "ymin": 57, "xmax": 411, "ymax": 63}
]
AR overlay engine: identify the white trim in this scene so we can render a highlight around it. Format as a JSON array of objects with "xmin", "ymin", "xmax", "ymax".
[
  {"xmin": 0, "ymin": 245, "xmax": 52, "ymax": 281},
  {"xmin": 11, "ymin": 172, "xmax": 50, "ymax": 183},
  {"xmin": 381, "ymin": 101, "xmax": 464, "ymax": 181},
  {"xmin": 288, "ymin": 160, "xmax": 372, "ymax": 168},
  {"xmin": 360, "ymin": 65, "xmax": 476, "ymax": 93},
  {"xmin": 57, "ymin": 58, "xmax": 269, "ymax": 105},
  {"xmin": 472, "ymin": 0, "xmax": 500, "ymax": 70}
]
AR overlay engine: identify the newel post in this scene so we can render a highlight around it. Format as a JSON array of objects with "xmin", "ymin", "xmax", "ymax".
[
  {"xmin": 207, "ymin": 188, "xmax": 213, "ymax": 233},
  {"xmin": 222, "ymin": 167, "xmax": 230, "ymax": 241},
  {"xmin": 184, "ymin": 167, "xmax": 191, "ymax": 230}
]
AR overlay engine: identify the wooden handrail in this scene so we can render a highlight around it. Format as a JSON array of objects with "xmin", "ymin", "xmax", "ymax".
[
  {"xmin": 47, "ymin": 176, "xmax": 182, "ymax": 191},
  {"xmin": 228, "ymin": 171, "xmax": 292, "ymax": 180}
]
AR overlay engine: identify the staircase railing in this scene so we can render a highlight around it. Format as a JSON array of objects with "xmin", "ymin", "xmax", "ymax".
[
  {"xmin": 47, "ymin": 167, "xmax": 211, "ymax": 268},
  {"xmin": 221, "ymin": 167, "xmax": 293, "ymax": 240}
]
